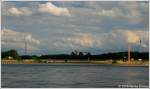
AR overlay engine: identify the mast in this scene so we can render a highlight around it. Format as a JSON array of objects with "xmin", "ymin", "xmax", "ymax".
[{"xmin": 128, "ymin": 43, "xmax": 131, "ymax": 64}]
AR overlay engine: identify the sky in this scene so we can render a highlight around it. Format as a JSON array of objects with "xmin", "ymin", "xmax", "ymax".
[{"xmin": 1, "ymin": 1, "xmax": 149, "ymax": 55}]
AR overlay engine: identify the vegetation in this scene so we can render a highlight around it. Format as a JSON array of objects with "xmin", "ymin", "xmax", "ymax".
[
  {"xmin": 2, "ymin": 49, "xmax": 20, "ymax": 60},
  {"xmin": 1, "ymin": 49, "xmax": 149, "ymax": 61}
]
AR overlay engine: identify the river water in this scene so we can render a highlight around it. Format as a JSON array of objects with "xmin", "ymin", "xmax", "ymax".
[{"xmin": 1, "ymin": 64, "xmax": 149, "ymax": 88}]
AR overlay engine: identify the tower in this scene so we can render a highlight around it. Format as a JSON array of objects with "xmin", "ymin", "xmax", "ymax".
[{"xmin": 128, "ymin": 43, "xmax": 131, "ymax": 64}]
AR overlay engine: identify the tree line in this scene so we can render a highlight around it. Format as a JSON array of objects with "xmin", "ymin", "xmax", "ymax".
[{"xmin": 1, "ymin": 49, "xmax": 149, "ymax": 60}]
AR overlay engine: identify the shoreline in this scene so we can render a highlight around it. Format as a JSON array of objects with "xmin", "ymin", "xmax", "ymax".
[
  {"xmin": 1, "ymin": 61, "xmax": 149, "ymax": 67},
  {"xmin": 2, "ymin": 64, "xmax": 149, "ymax": 67}
]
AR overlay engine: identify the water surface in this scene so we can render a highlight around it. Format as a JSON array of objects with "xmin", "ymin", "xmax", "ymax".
[{"xmin": 1, "ymin": 64, "xmax": 149, "ymax": 88}]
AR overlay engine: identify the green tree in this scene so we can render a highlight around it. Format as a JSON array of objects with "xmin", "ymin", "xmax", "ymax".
[
  {"xmin": 79, "ymin": 52, "xmax": 84, "ymax": 56},
  {"xmin": 2, "ymin": 49, "xmax": 20, "ymax": 60},
  {"xmin": 71, "ymin": 52, "xmax": 76, "ymax": 56},
  {"xmin": 86, "ymin": 52, "xmax": 91, "ymax": 56}
]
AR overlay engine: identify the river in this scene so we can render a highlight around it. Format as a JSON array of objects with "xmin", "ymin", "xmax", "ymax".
[{"xmin": 1, "ymin": 64, "xmax": 149, "ymax": 88}]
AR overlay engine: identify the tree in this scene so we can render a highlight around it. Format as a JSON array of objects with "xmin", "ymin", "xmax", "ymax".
[
  {"xmin": 79, "ymin": 52, "xmax": 84, "ymax": 56},
  {"xmin": 71, "ymin": 51, "xmax": 76, "ymax": 56},
  {"xmin": 86, "ymin": 52, "xmax": 91, "ymax": 56},
  {"xmin": 2, "ymin": 49, "xmax": 20, "ymax": 60}
]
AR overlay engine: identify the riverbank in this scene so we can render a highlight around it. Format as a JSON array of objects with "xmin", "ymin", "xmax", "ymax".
[{"xmin": 1, "ymin": 59, "xmax": 149, "ymax": 67}]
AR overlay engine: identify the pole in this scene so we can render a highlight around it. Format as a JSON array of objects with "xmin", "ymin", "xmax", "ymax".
[
  {"xmin": 25, "ymin": 40, "xmax": 27, "ymax": 55},
  {"xmin": 128, "ymin": 43, "xmax": 131, "ymax": 64},
  {"xmin": 139, "ymin": 39, "xmax": 141, "ymax": 53}
]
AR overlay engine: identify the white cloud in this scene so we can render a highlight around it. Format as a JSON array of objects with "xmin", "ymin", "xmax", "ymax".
[
  {"xmin": 1, "ymin": 28, "xmax": 40, "ymax": 50},
  {"xmin": 94, "ymin": 2, "xmax": 148, "ymax": 24},
  {"xmin": 2, "ymin": 2, "xmax": 148, "ymax": 54},
  {"xmin": 8, "ymin": 7, "xmax": 23, "ymax": 16},
  {"xmin": 20, "ymin": 7, "xmax": 32, "ymax": 15},
  {"xmin": 95, "ymin": 8, "xmax": 122, "ymax": 18},
  {"xmin": 105, "ymin": 29, "xmax": 149, "ymax": 48},
  {"xmin": 129, "ymin": 30, "xmax": 149, "ymax": 48},
  {"xmin": 8, "ymin": 7, "xmax": 32, "ymax": 16},
  {"xmin": 38, "ymin": 2, "xmax": 71, "ymax": 16},
  {"xmin": 95, "ymin": 6, "xmax": 140, "ymax": 20},
  {"xmin": 65, "ymin": 33, "xmax": 99, "ymax": 47},
  {"xmin": 125, "ymin": 31, "xmax": 140, "ymax": 44},
  {"xmin": 60, "ymin": 29, "xmax": 149, "ymax": 52}
]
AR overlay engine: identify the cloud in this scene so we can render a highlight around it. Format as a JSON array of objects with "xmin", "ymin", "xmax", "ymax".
[
  {"xmin": 20, "ymin": 7, "xmax": 32, "ymax": 15},
  {"xmin": 93, "ymin": 2, "xmax": 148, "ymax": 24},
  {"xmin": 105, "ymin": 29, "xmax": 149, "ymax": 48},
  {"xmin": 60, "ymin": 29, "xmax": 148, "ymax": 52},
  {"xmin": 52, "ymin": 32, "xmax": 102, "ymax": 51},
  {"xmin": 125, "ymin": 31, "xmax": 140, "ymax": 44},
  {"xmin": 8, "ymin": 7, "xmax": 32, "ymax": 16},
  {"xmin": 64, "ymin": 33, "xmax": 100, "ymax": 47},
  {"xmin": 2, "ymin": 1, "xmax": 149, "ymax": 54},
  {"xmin": 38, "ymin": 2, "xmax": 71, "ymax": 16},
  {"xmin": 95, "ymin": 8, "xmax": 122, "ymax": 18},
  {"xmin": 8, "ymin": 7, "xmax": 23, "ymax": 15},
  {"xmin": 128, "ymin": 30, "xmax": 149, "ymax": 48},
  {"xmin": 1, "ymin": 28, "xmax": 40, "ymax": 50}
]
